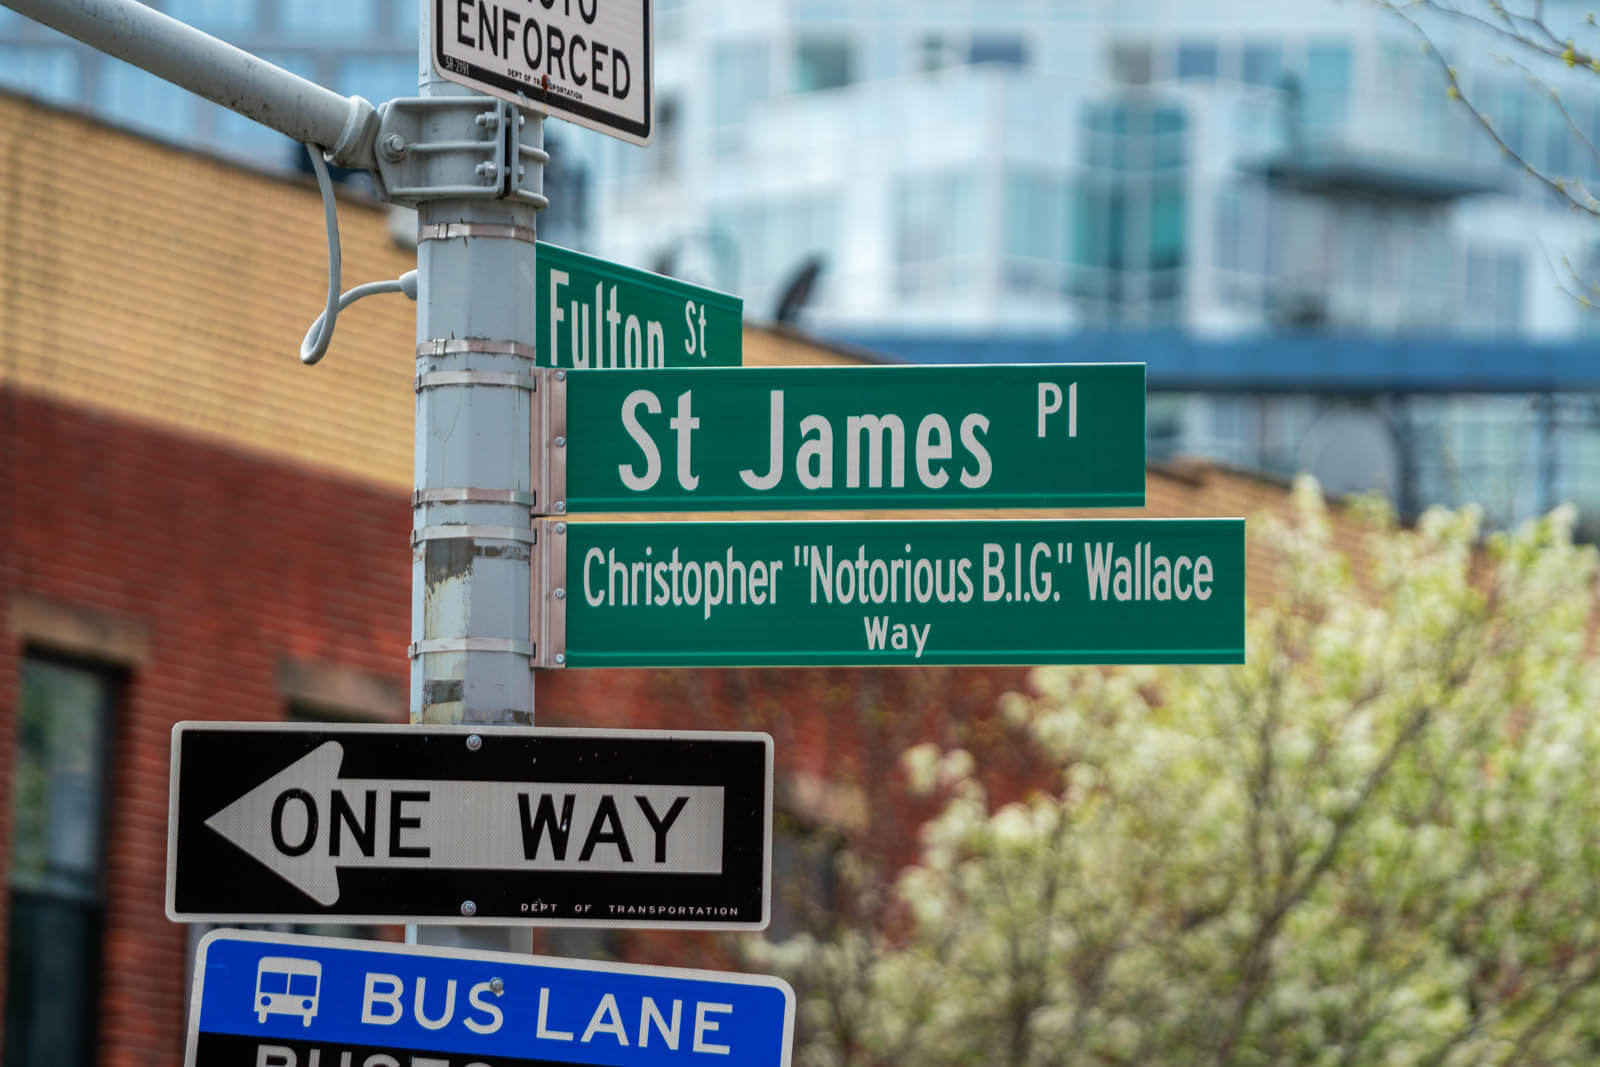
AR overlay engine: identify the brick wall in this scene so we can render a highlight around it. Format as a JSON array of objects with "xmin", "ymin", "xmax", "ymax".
[{"xmin": 0, "ymin": 386, "xmax": 412, "ymax": 1066}]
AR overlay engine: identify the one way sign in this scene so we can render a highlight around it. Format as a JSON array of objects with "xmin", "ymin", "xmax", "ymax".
[{"xmin": 166, "ymin": 723, "xmax": 772, "ymax": 928}]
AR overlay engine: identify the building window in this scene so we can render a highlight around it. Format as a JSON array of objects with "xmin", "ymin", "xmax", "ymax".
[
  {"xmin": 794, "ymin": 36, "xmax": 855, "ymax": 93},
  {"xmin": 916, "ymin": 33, "xmax": 960, "ymax": 74},
  {"xmin": 1072, "ymin": 96, "xmax": 1188, "ymax": 324},
  {"xmin": 893, "ymin": 168, "xmax": 982, "ymax": 299},
  {"xmin": 1175, "ymin": 40, "xmax": 1218, "ymax": 81},
  {"xmin": 98, "ymin": 62, "xmax": 193, "ymax": 142},
  {"xmin": 1004, "ymin": 168, "xmax": 1067, "ymax": 294},
  {"xmin": 1241, "ymin": 42, "xmax": 1283, "ymax": 87},
  {"xmin": 650, "ymin": 96, "xmax": 680, "ymax": 178},
  {"xmin": 279, "ymin": 0, "xmax": 373, "ymax": 35},
  {"xmin": 1303, "ymin": 41, "xmax": 1351, "ymax": 134},
  {"xmin": 0, "ymin": 47, "xmax": 79, "ymax": 103},
  {"xmin": 5, "ymin": 656, "xmax": 117, "ymax": 1067},
  {"xmin": 969, "ymin": 35, "xmax": 1026, "ymax": 69},
  {"xmin": 1462, "ymin": 245, "xmax": 1525, "ymax": 335}
]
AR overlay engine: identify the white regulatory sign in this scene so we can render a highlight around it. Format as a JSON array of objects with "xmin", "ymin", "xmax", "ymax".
[{"xmin": 433, "ymin": 0, "xmax": 652, "ymax": 145}]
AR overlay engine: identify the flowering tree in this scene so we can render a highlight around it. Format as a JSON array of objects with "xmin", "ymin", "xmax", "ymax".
[{"xmin": 751, "ymin": 481, "xmax": 1600, "ymax": 1065}]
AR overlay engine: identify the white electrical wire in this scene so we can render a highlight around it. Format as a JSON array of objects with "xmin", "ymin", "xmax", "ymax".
[{"xmin": 298, "ymin": 142, "xmax": 418, "ymax": 365}]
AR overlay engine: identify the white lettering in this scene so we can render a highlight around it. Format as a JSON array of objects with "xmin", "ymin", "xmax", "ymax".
[
  {"xmin": 640, "ymin": 998, "xmax": 682, "ymax": 1049},
  {"xmin": 693, "ymin": 1002, "xmax": 734, "ymax": 1055},
  {"xmin": 580, "ymin": 993, "xmax": 630, "ymax": 1045},
  {"xmin": 464, "ymin": 981, "xmax": 504, "ymax": 1035},
  {"xmin": 739, "ymin": 390, "xmax": 784, "ymax": 491},
  {"xmin": 618, "ymin": 389, "xmax": 662, "ymax": 491},
  {"xmin": 361, "ymin": 973, "xmax": 405, "ymax": 1026},
  {"xmin": 537, "ymin": 988, "xmax": 575, "ymax": 1041}
]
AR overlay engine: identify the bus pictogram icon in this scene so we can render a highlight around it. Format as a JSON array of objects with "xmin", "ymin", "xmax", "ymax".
[{"xmin": 253, "ymin": 956, "xmax": 321, "ymax": 1025}]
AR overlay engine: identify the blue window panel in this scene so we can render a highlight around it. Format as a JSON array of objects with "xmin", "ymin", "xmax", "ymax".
[
  {"xmin": 163, "ymin": 0, "xmax": 256, "ymax": 36},
  {"xmin": 1176, "ymin": 40, "xmax": 1218, "ymax": 80},
  {"xmin": 969, "ymin": 35, "xmax": 1026, "ymax": 68},
  {"xmin": 98, "ymin": 62, "xmax": 192, "ymax": 142},
  {"xmin": 289, "ymin": 974, "xmax": 318, "ymax": 997},
  {"xmin": 279, "ymin": 0, "xmax": 374, "ymax": 36},
  {"xmin": 1241, "ymin": 42, "xmax": 1282, "ymax": 87},
  {"xmin": 1304, "ymin": 41, "xmax": 1351, "ymax": 131},
  {"xmin": 0, "ymin": 47, "xmax": 79, "ymax": 103},
  {"xmin": 336, "ymin": 55, "xmax": 417, "ymax": 104}
]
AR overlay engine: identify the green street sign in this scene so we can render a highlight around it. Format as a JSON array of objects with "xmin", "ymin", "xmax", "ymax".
[
  {"xmin": 537, "ymin": 243, "xmax": 742, "ymax": 369},
  {"xmin": 558, "ymin": 364, "xmax": 1145, "ymax": 511},
  {"xmin": 537, "ymin": 518, "xmax": 1243, "ymax": 667}
]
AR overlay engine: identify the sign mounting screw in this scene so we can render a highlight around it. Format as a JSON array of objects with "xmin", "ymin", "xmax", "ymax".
[
  {"xmin": 466, "ymin": 734, "xmax": 483, "ymax": 752},
  {"xmin": 490, "ymin": 977, "xmax": 505, "ymax": 994},
  {"xmin": 460, "ymin": 900, "xmax": 478, "ymax": 917}
]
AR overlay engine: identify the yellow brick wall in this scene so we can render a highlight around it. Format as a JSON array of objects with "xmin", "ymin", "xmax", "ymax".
[{"xmin": 0, "ymin": 93, "xmax": 866, "ymax": 492}]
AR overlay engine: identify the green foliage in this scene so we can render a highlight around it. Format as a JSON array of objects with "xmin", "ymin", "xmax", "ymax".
[{"xmin": 750, "ymin": 480, "xmax": 1600, "ymax": 1066}]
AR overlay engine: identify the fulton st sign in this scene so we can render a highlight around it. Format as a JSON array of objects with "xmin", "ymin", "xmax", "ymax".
[
  {"xmin": 555, "ymin": 363, "xmax": 1146, "ymax": 512},
  {"xmin": 537, "ymin": 243, "xmax": 741, "ymax": 370}
]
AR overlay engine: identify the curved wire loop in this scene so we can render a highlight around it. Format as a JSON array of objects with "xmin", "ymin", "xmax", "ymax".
[{"xmin": 298, "ymin": 143, "xmax": 419, "ymax": 365}]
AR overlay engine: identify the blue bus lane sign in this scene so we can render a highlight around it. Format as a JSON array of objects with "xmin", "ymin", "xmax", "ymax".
[{"xmin": 187, "ymin": 929, "xmax": 794, "ymax": 1067}]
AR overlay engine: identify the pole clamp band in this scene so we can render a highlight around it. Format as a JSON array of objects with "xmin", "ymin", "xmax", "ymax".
[
  {"xmin": 415, "ymin": 371, "xmax": 538, "ymax": 392},
  {"xmin": 412, "ymin": 524, "xmax": 537, "ymax": 546},
  {"xmin": 413, "ymin": 488, "xmax": 538, "ymax": 507},
  {"xmin": 418, "ymin": 222, "xmax": 538, "ymax": 244},
  {"xmin": 417, "ymin": 339, "xmax": 538, "ymax": 360},
  {"xmin": 409, "ymin": 638, "xmax": 536, "ymax": 657}
]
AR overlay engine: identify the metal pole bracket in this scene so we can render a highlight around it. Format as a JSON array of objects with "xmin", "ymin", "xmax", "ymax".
[
  {"xmin": 372, "ymin": 97, "xmax": 549, "ymax": 209},
  {"xmin": 531, "ymin": 369, "xmax": 568, "ymax": 517},
  {"xmin": 531, "ymin": 519, "xmax": 568, "ymax": 669}
]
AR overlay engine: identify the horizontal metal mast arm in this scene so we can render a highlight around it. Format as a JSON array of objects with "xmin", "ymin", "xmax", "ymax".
[{"xmin": 2, "ymin": 0, "xmax": 378, "ymax": 167}]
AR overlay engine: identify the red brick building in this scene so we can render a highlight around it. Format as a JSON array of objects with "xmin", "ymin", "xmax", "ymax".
[{"xmin": 0, "ymin": 91, "xmax": 1306, "ymax": 1067}]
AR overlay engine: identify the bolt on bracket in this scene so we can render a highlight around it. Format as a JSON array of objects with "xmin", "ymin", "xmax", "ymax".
[{"xmin": 371, "ymin": 97, "xmax": 548, "ymax": 209}]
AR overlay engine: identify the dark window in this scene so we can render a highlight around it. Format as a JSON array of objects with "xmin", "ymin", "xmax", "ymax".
[
  {"xmin": 1073, "ymin": 96, "xmax": 1189, "ymax": 324},
  {"xmin": 969, "ymin": 36, "xmax": 1026, "ymax": 68},
  {"xmin": 794, "ymin": 36, "xmax": 855, "ymax": 92},
  {"xmin": 5, "ymin": 656, "xmax": 117, "ymax": 1067}
]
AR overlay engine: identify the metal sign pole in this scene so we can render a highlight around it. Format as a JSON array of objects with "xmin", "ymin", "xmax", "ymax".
[{"xmin": 408, "ymin": 0, "xmax": 544, "ymax": 954}]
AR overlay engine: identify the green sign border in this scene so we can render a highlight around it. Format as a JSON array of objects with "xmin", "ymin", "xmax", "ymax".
[
  {"xmin": 549, "ymin": 517, "xmax": 1244, "ymax": 668},
  {"xmin": 562, "ymin": 363, "xmax": 1145, "ymax": 512}
]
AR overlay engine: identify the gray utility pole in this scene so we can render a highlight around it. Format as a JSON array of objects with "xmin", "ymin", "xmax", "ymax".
[{"xmin": 5, "ymin": 0, "xmax": 547, "ymax": 950}]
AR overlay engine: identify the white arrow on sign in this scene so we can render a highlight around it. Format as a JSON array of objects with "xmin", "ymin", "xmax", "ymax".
[{"xmin": 204, "ymin": 742, "xmax": 726, "ymax": 906}]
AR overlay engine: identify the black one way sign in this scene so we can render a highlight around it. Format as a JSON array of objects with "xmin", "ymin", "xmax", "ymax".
[{"xmin": 166, "ymin": 722, "xmax": 772, "ymax": 929}]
